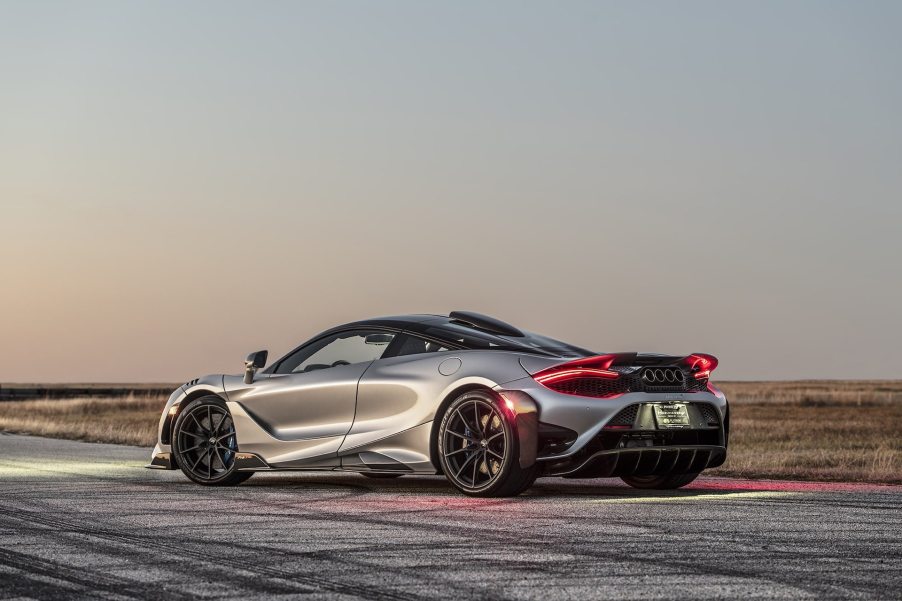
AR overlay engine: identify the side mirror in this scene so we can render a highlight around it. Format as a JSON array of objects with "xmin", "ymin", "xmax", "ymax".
[
  {"xmin": 244, "ymin": 350, "xmax": 268, "ymax": 384},
  {"xmin": 364, "ymin": 333, "xmax": 394, "ymax": 345}
]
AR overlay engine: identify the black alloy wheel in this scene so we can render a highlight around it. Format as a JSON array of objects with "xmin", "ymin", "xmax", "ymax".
[
  {"xmin": 438, "ymin": 391, "xmax": 537, "ymax": 497},
  {"xmin": 172, "ymin": 396, "xmax": 253, "ymax": 486}
]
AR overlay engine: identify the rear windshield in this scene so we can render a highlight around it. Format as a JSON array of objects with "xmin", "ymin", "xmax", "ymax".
[
  {"xmin": 508, "ymin": 331, "xmax": 595, "ymax": 358},
  {"xmin": 423, "ymin": 323, "xmax": 593, "ymax": 358}
]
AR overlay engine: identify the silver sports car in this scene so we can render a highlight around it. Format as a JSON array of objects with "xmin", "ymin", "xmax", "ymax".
[{"xmin": 148, "ymin": 312, "xmax": 729, "ymax": 497}]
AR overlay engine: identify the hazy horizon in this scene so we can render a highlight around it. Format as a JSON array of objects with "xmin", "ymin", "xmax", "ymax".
[{"xmin": 2, "ymin": 1, "xmax": 901, "ymax": 382}]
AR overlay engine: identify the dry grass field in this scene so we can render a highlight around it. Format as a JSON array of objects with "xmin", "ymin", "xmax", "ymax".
[
  {"xmin": 711, "ymin": 381, "xmax": 902, "ymax": 483},
  {"xmin": 0, "ymin": 381, "xmax": 899, "ymax": 483},
  {"xmin": 0, "ymin": 394, "xmax": 166, "ymax": 447}
]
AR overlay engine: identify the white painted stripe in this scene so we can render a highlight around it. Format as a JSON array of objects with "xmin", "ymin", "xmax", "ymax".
[{"xmin": 588, "ymin": 491, "xmax": 798, "ymax": 503}]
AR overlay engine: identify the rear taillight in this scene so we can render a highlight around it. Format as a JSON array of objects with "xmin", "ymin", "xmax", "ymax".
[
  {"xmin": 684, "ymin": 353, "xmax": 718, "ymax": 380},
  {"xmin": 532, "ymin": 355, "xmax": 623, "ymax": 398}
]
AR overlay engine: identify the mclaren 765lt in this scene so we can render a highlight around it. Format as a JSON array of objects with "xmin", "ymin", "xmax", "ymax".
[{"xmin": 148, "ymin": 312, "xmax": 729, "ymax": 497}]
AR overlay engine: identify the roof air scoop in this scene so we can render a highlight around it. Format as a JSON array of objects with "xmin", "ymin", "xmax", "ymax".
[{"xmin": 448, "ymin": 311, "xmax": 524, "ymax": 337}]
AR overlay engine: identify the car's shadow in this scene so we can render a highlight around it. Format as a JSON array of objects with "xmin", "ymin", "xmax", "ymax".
[{"xmin": 229, "ymin": 471, "xmax": 768, "ymax": 501}]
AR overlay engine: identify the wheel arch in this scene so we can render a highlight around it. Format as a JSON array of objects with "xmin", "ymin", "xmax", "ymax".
[
  {"xmin": 428, "ymin": 383, "xmax": 499, "ymax": 473},
  {"xmin": 162, "ymin": 388, "xmax": 228, "ymax": 447}
]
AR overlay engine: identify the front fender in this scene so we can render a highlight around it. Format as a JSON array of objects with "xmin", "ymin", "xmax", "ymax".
[{"xmin": 148, "ymin": 375, "xmax": 227, "ymax": 469}]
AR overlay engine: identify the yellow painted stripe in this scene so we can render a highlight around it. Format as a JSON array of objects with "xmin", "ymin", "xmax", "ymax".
[{"xmin": 0, "ymin": 460, "xmax": 145, "ymax": 478}]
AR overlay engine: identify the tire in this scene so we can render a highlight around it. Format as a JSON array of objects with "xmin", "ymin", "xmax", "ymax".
[
  {"xmin": 172, "ymin": 396, "xmax": 254, "ymax": 486},
  {"xmin": 361, "ymin": 473, "xmax": 404, "ymax": 479},
  {"xmin": 621, "ymin": 472, "xmax": 700, "ymax": 490},
  {"xmin": 437, "ymin": 390, "xmax": 538, "ymax": 497}
]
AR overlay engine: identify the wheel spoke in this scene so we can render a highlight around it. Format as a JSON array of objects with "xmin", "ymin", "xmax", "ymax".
[
  {"xmin": 190, "ymin": 450, "xmax": 206, "ymax": 472},
  {"xmin": 474, "ymin": 405, "xmax": 492, "ymax": 438},
  {"xmin": 486, "ymin": 431, "xmax": 504, "ymax": 442},
  {"xmin": 188, "ymin": 412, "xmax": 204, "ymax": 433},
  {"xmin": 181, "ymin": 443, "xmax": 203, "ymax": 453},
  {"xmin": 444, "ymin": 447, "xmax": 471, "ymax": 458},
  {"xmin": 206, "ymin": 449, "xmax": 213, "ymax": 478},
  {"xmin": 207, "ymin": 406, "xmax": 213, "ymax": 435},
  {"xmin": 211, "ymin": 411, "xmax": 224, "ymax": 434},
  {"xmin": 453, "ymin": 451, "xmax": 479, "ymax": 480},
  {"xmin": 486, "ymin": 448, "xmax": 504, "ymax": 460},
  {"xmin": 446, "ymin": 429, "xmax": 475, "ymax": 442},
  {"xmin": 182, "ymin": 431, "xmax": 206, "ymax": 441},
  {"xmin": 471, "ymin": 452, "xmax": 479, "ymax": 484},
  {"xmin": 215, "ymin": 431, "xmax": 234, "ymax": 443},
  {"xmin": 213, "ymin": 448, "xmax": 227, "ymax": 470},
  {"xmin": 455, "ymin": 408, "xmax": 477, "ymax": 434}
]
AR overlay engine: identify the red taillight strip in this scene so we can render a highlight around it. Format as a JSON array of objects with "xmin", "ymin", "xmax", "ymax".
[
  {"xmin": 531, "ymin": 355, "xmax": 623, "ymax": 398},
  {"xmin": 684, "ymin": 353, "xmax": 718, "ymax": 380},
  {"xmin": 534, "ymin": 367, "xmax": 620, "ymax": 385}
]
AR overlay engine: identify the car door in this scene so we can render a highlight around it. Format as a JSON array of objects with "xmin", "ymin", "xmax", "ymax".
[
  {"xmin": 225, "ymin": 329, "xmax": 396, "ymax": 456},
  {"xmin": 341, "ymin": 334, "xmax": 455, "ymax": 452}
]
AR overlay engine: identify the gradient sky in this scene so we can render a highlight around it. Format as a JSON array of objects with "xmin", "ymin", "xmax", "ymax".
[{"xmin": 2, "ymin": 1, "xmax": 901, "ymax": 382}]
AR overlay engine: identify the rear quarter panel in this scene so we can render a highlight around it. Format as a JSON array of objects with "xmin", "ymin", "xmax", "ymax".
[{"xmin": 338, "ymin": 350, "xmax": 529, "ymax": 453}]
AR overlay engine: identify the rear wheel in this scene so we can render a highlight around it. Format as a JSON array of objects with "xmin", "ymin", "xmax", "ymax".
[
  {"xmin": 438, "ymin": 391, "xmax": 538, "ymax": 497},
  {"xmin": 172, "ymin": 396, "xmax": 253, "ymax": 486},
  {"xmin": 621, "ymin": 472, "xmax": 700, "ymax": 489}
]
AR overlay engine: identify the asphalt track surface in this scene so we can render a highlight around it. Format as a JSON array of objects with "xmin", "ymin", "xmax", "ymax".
[{"xmin": 0, "ymin": 434, "xmax": 900, "ymax": 600}]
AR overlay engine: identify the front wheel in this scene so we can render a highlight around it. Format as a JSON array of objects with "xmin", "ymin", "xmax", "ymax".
[
  {"xmin": 438, "ymin": 391, "xmax": 538, "ymax": 497},
  {"xmin": 621, "ymin": 472, "xmax": 700, "ymax": 490},
  {"xmin": 172, "ymin": 396, "xmax": 254, "ymax": 486}
]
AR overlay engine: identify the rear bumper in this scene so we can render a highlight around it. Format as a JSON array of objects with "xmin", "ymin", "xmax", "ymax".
[
  {"xmin": 497, "ymin": 378, "xmax": 729, "ymax": 460},
  {"xmin": 548, "ymin": 445, "xmax": 727, "ymax": 478}
]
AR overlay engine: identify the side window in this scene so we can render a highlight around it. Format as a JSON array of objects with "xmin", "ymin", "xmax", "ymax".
[
  {"xmin": 392, "ymin": 334, "xmax": 451, "ymax": 358},
  {"xmin": 276, "ymin": 331, "xmax": 395, "ymax": 374}
]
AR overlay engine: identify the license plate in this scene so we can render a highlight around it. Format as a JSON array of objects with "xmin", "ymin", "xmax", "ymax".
[{"xmin": 653, "ymin": 403, "xmax": 691, "ymax": 429}]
